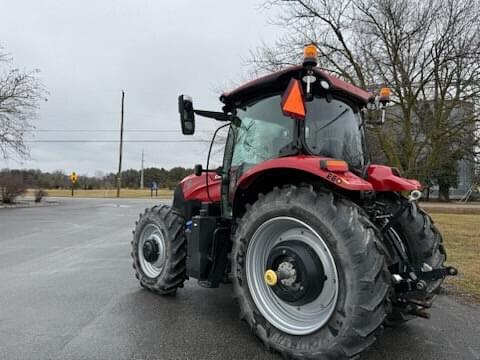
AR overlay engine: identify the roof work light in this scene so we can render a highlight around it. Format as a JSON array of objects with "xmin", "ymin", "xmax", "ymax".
[
  {"xmin": 303, "ymin": 44, "xmax": 318, "ymax": 67},
  {"xmin": 378, "ymin": 87, "xmax": 392, "ymax": 125},
  {"xmin": 379, "ymin": 87, "xmax": 391, "ymax": 105},
  {"xmin": 302, "ymin": 44, "xmax": 318, "ymax": 98}
]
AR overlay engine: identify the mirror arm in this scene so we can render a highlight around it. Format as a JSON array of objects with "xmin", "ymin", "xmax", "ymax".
[
  {"xmin": 194, "ymin": 109, "xmax": 229, "ymax": 121},
  {"xmin": 193, "ymin": 109, "xmax": 240, "ymax": 124},
  {"xmin": 380, "ymin": 107, "xmax": 386, "ymax": 124}
]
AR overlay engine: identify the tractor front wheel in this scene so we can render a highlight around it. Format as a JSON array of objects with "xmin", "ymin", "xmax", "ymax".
[
  {"xmin": 232, "ymin": 186, "xmax": 389, "ymax": 359},
  {"xmin": 382, "ymin": 197, "xmax": 447, "ymax": 326},
  {"xmin": 131, "ymin": 205, "xmax": 187, "ymax": 294}
]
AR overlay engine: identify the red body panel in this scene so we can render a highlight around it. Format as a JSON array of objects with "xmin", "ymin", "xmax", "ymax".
[
  {"xmin": 367, "ymin": 165, "xmax": 422, "ymax": 191},
  {"xmin": 179, "ymin": 158, "xmax": 422, "ymax": 203},
  {"xmin": 180, "ymin": 173, "xmax": 221, "ymax": 202},
  {"xmin": 236, "ymin": 156, "xmax": 373, "ymax": 191}
]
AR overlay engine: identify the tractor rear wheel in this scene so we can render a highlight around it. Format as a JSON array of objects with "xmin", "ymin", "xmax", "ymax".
[
  {"xmin": 232, "ymin": 186, "xmax": 389, "ymax": 359},
  {"xmin": 382, "ymin": 198, "xmax": 446, "ymax": 326},
  {"xmin": 131, "ymin": 205, "xmax": 187, "ymax": 294}
]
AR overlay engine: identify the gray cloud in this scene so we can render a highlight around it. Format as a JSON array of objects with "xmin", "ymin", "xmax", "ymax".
[{"xmin": 0, "ymin": 0, "xmax": 277, "ymax": 175}]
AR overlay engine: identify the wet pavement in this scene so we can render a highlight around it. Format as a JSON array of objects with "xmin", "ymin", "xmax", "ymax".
[{"xmin": 1, "ymin": 198, "xmax": 479, "ymax": 360}]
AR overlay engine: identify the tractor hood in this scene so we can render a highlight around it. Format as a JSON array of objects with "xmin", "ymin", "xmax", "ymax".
[{"xmin": 220, "ymin": 66, "xmax": 373, "ymax": 108}]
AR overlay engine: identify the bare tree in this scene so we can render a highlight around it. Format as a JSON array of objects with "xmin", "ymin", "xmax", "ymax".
[
  {"xmin": 0, "ymin": 45, "xmax": 46, "ymax": 159},
  {"xmin": 0, "ymin": 171, "xmax": 26, "ymax": 203},
  {"xmin": 249, "ymin": 0, "xmax": 480, "ymax": 200}
]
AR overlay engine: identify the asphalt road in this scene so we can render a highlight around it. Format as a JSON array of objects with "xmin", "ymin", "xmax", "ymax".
[{"xmin": 0, "ymin": 198, "xmax": 479, "ymax": 360}]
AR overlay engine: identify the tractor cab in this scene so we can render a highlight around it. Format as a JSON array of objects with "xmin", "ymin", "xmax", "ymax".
[
  {"xmin": 224, "ymin": 80, "xmax": 366, "ymax": 174},
  {"xmin": 219, "ymin": 46, "xmax": 373, "ymax": 174},
  {"xmin": 181, "ymin": 48, "xmax": 373, "ymax": 171}
]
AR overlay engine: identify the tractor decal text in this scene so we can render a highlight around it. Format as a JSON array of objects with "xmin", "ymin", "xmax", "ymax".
[{"xmin": 326, "ymin": 172, "xmax": 343, "ymax": 185}]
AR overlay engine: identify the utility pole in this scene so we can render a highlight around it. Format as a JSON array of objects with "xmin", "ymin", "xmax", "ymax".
[
  {"xmin": 116, "ymin": 90, "xmax": 125, "ymax": 198},
  {"xmin": 140, "ymin": 149, "xmax": 144, "ymax": 189}
]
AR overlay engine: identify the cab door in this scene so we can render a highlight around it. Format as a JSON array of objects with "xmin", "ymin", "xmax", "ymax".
[{"xmin": 220, "ymin": 125, "xmax": 236, "ymax": 218}]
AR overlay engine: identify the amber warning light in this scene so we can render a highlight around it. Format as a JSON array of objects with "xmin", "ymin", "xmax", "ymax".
[
  {"xmin": 320, "ymin": 160, "xmax": 349, "ymax": 173},
  {"xmin": 303, "ymin": 44, "xmax": 318, "ymax": 67},
  {"xmin": 379, "ymin": 87, "xmax": 391, "ymax": 104}
]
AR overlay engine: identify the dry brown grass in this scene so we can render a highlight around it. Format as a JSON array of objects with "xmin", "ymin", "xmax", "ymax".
[
  {"xmin": 431, "ymin": 213, "xmax": 480, "ymax": 301},
  {"xmin": 26, "ymin": 188, "xmax": 173, "ymax": 199}
]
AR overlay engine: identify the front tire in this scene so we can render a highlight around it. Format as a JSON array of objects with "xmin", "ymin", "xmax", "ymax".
[
  {"xmin": 232, "ymin": 186, "xmax": 389, "ymax": 359},
  {"xmin": 382, "ymin": 198, "xmax": 446, "ymax": 326},
  {"xmin": 131, "ymin": 205, "xmax": 187, "ymax": 294}
]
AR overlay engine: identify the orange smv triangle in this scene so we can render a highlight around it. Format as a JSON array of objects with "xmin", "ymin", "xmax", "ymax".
[{"xmin": 281, "ymin": 78, "xmax": 306, "ymax": 120}]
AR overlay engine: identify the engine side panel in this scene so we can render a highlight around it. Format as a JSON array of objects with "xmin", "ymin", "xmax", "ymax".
[
  {"xmin": 179, "ymin": 173, "xmax": 221, "ymax": 203},
  {"xmin": 172, "ymin": 184, "xmax": 202, "ymax": 221}
]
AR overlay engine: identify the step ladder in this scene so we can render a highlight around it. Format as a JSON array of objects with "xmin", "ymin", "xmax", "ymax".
[{"xmin": 459, "ymin": 183, "xmax": 479, "ymax": 202}]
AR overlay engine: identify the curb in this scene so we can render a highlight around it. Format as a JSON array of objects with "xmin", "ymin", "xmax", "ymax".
[{"xmin": 0, "ymin": 201, "xmax": 59, "ymax": 209}]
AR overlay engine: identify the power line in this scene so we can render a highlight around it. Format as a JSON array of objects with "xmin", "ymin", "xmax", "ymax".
[
  {"xmin": 28, "ymin": 129, "xmax": 213, "ymax": 133},
  {"xmin": 23, "ymin": 139, "xmax": 209, "ymax": 143}
]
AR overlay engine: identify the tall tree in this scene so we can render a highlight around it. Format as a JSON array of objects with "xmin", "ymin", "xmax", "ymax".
[
  {"xmin": 0, "ymin": 45, "xmax": 46, "ymax": 159},
  {"xmin": 249, "ymin": 0, "xmax": 480, "ymax": 200}
]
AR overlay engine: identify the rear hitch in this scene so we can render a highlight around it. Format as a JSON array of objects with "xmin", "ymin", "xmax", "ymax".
[{"xmin": 392, "ymin": 266, "xmax": 458, "ymax": 293}]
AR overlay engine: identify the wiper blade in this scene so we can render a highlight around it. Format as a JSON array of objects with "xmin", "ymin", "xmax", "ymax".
[{"xmin": 315, "ymin": 109, "xmax": 348, "ymax": 133}]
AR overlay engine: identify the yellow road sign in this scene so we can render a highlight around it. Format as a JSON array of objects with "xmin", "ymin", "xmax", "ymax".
[{"xmin": 70, "ymin": 172, "xmax": 78, "ymax": 183}]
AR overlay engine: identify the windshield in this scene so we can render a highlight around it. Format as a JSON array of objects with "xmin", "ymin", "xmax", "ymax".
[
  {"xmin": 232, "ymin": 95, "xmax": 296, "ymax": 172},
  {"xmin": 304, "ymin": 97, "xmax": 364, "ymax": 168},
  {"xmin": 230, "ymin": 94, "xmax": 364, "ymax": 173}
]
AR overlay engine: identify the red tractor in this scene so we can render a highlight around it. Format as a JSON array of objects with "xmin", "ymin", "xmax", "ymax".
[{"xmin": 131, "ymin": 45, "xmax": 457, "ymax": 359}]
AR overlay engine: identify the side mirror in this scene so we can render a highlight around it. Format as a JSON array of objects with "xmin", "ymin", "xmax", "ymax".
[
  {"xmin": 178, "ymin": 95, "xmax": 195, "ymax": 135},
  {"xmin": 364, "ymin": 103, "xmax": 383, "ymax": 125}
]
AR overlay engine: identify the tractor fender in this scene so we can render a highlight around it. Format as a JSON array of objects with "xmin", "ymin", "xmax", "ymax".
[
  {"xmin": 235, "ymin": 156, "xmax": 374, "ymax": 192},
  {"xmin": 367, "ymin": 165, "xmax": 422, "ymax": 192},
  {"xmin": 231, "ymin": 156, "xmax": 372, "ymax": 218}
]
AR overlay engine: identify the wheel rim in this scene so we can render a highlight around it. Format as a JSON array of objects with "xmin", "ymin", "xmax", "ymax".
[
  {"xmin": 138, "ymin": 223, "xmax": 167, "ymax": 278},
  {"xmin": 245, "ymin": 217, "xmax": 339, "ymax": 335}
]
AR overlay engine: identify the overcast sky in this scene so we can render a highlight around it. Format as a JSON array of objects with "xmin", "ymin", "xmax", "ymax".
[{"xmin": 0, "ymin": 0, "xmax": 280, "ymax": 176}]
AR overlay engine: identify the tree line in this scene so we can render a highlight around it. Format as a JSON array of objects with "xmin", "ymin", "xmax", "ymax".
[{"xmin": 0, "ymin": 167, "xmax": 193, "ymax": 190}]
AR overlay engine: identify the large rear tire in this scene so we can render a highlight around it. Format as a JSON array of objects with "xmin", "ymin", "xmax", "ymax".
[
  {"xmin": 131, "ymin": 205, "xmax": 187, "ymax": 294},
  {"xmin": 232, "ymin": 186, "xmax": 389, "ymax": 359},
  {"xmin": 382, "ymin": 198, "xmax": 446, "ymax": 326}
]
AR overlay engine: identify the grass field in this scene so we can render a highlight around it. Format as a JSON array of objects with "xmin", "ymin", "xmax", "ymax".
[
  {"xmin": 27, "ymin": 188, "xmax": 174, "ymax": 199},
  {"xmin": 431, "ymin": 213, "xmax": 480, "ymax": 301}
]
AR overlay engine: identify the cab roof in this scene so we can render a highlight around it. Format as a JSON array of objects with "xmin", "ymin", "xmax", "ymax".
[{"xmin": 220, "ymin": 65, "xmax": 373, "ymax": 108}]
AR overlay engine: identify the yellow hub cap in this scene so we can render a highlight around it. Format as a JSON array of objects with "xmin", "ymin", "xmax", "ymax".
[{"xmin": 264, "ymin": 269, "xmax": 278, "ymax": 286}]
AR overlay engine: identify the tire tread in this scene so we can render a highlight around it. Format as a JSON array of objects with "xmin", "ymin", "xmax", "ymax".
[
  {"xmin": 232, "ymin": 186, "xmax": 389, "ymax": 359},
  {"xmin": 130, "ymin": 205, "xmax": 187, "ymax": 294}
]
